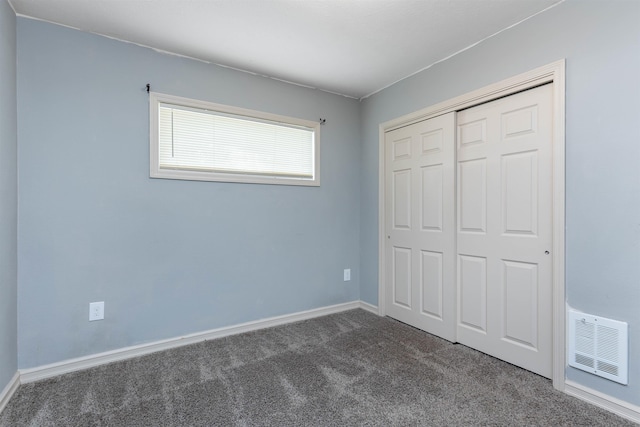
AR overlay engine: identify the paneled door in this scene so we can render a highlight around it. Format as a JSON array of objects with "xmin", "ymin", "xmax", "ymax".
[
  {"xmin": 384, "ymin": 112, "xmax": 456, "ymax": 341},
  {"xmin": 456, "ymin": 84, "xmax": 553, "ymax": 378}
]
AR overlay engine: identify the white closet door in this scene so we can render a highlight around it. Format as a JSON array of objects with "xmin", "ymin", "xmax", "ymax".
[
  {"xmin": 385, "ymin": 112, "xmax": 456, "ymax": 341},
  {"xmin": 456, "ymin": 84, "xmax": 553, "ymax": 378}
]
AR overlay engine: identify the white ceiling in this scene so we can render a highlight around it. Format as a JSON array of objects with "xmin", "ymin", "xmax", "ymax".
[{"xmin": 9, "ymin": 0, "xmax": 563, "ymax": 99}]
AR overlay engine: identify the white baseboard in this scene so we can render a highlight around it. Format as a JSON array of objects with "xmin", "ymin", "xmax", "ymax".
[
  {"xmin": 20, "ymin": 300, "xmax": 368, "ymax": 384},
  {"xmin": 0, "ymin": 372, "xmax": 20, "ymax": 414},
  {"xmin": 565, "ymin": 380, "xmax": 640, "ymax": 424},
  {"xmin": 359, "ymin": 301, "xmax": 379, "ymax": 314}
]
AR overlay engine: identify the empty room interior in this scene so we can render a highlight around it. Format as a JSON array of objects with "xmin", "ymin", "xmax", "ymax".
[{"xmin": 1, "ymin": 0, "xmax": 639, "ymax": 425}]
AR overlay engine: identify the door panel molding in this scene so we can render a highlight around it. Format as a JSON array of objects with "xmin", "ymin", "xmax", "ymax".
[{"xmin": 378, "ymin": 59, "xmax": 565, "ymax": 390}]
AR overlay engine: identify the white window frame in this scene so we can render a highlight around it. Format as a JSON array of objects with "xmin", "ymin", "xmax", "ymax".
[{"xmin": 150, "ymin": 92, "xmax": 320, "ymax": 186}]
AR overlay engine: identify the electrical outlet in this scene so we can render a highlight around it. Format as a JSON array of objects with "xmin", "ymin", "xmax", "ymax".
[
  {"xmin": 343, "ymin": 269, "xmax": 351, "ymax": 281},
  {"xmin": 89, "ymin": 301, "xmax": 104, "ymax": 321}
]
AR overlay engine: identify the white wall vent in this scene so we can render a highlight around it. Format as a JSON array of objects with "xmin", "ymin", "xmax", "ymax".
[{"xmin": 568, "ymin": 309, "xmax": 628, "ymax": 385}]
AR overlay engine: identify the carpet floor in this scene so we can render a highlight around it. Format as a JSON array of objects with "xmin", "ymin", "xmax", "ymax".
[{"xmin": 0, "ymin": 309, "xmax": 635, "ymax": 426}]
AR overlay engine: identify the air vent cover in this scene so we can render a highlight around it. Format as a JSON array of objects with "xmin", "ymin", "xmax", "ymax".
[{"xmin": 568, "ymin": 310, "xmax": 628, "ymax": 385}]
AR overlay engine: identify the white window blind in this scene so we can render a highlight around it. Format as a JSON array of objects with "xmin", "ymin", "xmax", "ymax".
[{"xmin": 150, "ymin": 93, "xmax": 320, "ymax": 186}]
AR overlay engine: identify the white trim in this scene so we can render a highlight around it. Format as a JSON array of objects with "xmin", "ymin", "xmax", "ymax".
[
  {"xmin": 378, "ymin": 60, "xmax": 566, "ymax": 390},
  {"xmin": 0, "ymin": 372, "xmax": 20, "ymax": 414},
  {"xmin": 550, "ymin": 60, "xmax": 567, "ymax": 392},
  {"xmin": 359, "ymin": 301, "xmax": 379, "ymax": 315},
  {"xmin": 19, "ymin": 301, "xmax": 364, "ymax": 384},
  {"xmin": 378, "ymin": 122, "xmax": 387, "ymax": 318},
  {"xmin": 565, "ymin": 380, "xmax": 640, "ymax": 424}
]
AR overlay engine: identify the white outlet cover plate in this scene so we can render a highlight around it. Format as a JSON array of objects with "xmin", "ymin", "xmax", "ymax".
[
  {"xmin": 343, "ymin": 269, "xmax": 351, "ymax": 281},
  {"xmin": 89, "ymin": 301, "xmax": 104, "ymax": 321}
]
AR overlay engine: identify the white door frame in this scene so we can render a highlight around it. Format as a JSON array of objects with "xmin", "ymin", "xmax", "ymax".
[{"xmin": 377, "ymin": 60, "xmax": 566, "ymax": 390}]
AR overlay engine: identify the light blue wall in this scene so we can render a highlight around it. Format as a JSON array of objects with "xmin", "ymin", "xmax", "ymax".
[
  {"xmin": 0, "ymin": 0, "xmax": 18, "ymax": 391},
  {"xmin": 360, "ymin": 0, "xmax": 640, "ymax": 406},
  {"xmin": 17, "ymin": 18, "xmax": 361, "ymax": 368}
]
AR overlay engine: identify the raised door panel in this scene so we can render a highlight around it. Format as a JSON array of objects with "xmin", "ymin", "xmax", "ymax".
[
  {"xmin": 421, "ymin": 250, "xmax": 443, "ymax": 319},
  {"xmin": 393, "ymin": 247, "xmax": 412, "ymax": 308},
  {"xmin": 502, "ymin": 152, "xmax": 538, "ymax": 236},
  {"xmin": 421, "ymin": 129, "xmax": 443, "ymax": 155},
  {"xmin": 502, "ymin": 260, "xmax": 538, "ymax": 349},
  {"xmin": 392, "ymin": 169, "xmax": 412, "ymax": 230},
  {"xmin": 421, "ymin": 165, "xmax": 443, "ymax": 231},
  {"xmin": 458, "ymin": 119, "xmax": 487, "ymax": 148},
  {"xmin": 393, "ymin": 136, "xmax": 412, "ymax": 160},
  {"xmin": 502, "ymin": 106, "xmax": 538, "ymax": 140},
  {"xmin": 458, "ymin": 255, "xmax": 487, "ymax": 332},
  {"xmin": 458, "ymin": 159, "xmax": 486, "ymax": 233}
]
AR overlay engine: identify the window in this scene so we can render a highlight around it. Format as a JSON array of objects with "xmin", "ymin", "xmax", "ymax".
[{"xmin": 150, "ymin": 93, "xmax": 320, "ymax": 186}]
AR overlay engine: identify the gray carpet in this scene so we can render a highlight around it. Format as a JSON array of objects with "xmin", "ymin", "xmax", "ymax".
[{"xmin": 1, "ymin": 309, "xmax": 635, "ymax": 426}]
